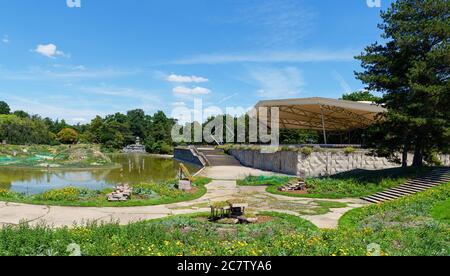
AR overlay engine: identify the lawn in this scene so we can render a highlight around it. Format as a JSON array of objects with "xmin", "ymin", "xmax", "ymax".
[
  {"xmin": 240, "ymin": 167, "xmax": 433, "ymax": 199},
  {"xmin": 0, "ymin": 177, "xmax": 211, "ymax": 207},
  {"xmin": 0, "ymin": 183, "xmax": 448, "ymax": 256}
]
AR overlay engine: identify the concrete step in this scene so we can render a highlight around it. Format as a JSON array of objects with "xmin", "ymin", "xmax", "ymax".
[
  {"xmin": 406, "ymin": 183, "xmax": 437, "ymax": 189},
  {"xmin": 374, "ymin": 192, "xmax": 401, "ymax": 200},
  {"xmin": 362, "ymin": 194, "xmax": 390, "ymax": 203},
  {"xmin": 379, "ymin": 190, "xmax": 407, "ymax": 198},
  {"xmin": 395, "ymin": 185, "xmax": 425, "ymax": 193},
  {"xmin": 387, "ymin": 187, "xmax": 417, "ymax": 195},
  {"xmin": 407, "ymin": 180, "xmax": 438, "ymax": 186}
]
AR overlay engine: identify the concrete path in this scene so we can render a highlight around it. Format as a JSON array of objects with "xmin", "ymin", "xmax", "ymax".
[{"xmin": 0, "ymin": 166, "xmax": 367, "ymax": 229}]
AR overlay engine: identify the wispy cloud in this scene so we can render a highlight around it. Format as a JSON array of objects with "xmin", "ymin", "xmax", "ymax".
[
  {"xmin": 79, "ymin": 85, "xmax": 161, "ymax": 102},
  {"xmin": 1, "ymin": 35, "xmax": 10, "ymax": 44},
  {"xmin": 166, "ymin": 74, "xmax": 209, "ymax": 83},
  {"xmin": 173, "ymin": 86, "xmax": 211, "ymax": 95},
  {"xmin": 249, "ymin": 66, "xmax": 304, "ymax": 98},
  {"xmin": 172, "ymin": 49, "xmax": 356, "ymax": 65},
  {"xmin": 0, "ymin": 93, "xmax": 106, "ymax": 124},
  {"xmin": 0, "ymin": 66, "xmax": 141, "ymax": 81},
  {"xmin": 331, "ymin": 70, "xmax": 353, "ymax": 94},
  {"xmin": 235, "ymin": 0, "xmax": 316, "ymax": 47}
]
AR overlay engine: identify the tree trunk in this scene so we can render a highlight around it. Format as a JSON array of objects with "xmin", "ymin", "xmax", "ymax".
[
  {"xmin": 402, "ymin": 143, "xmax": 408, "ymax": 168},
  {"xmin": 412, "ymin": 143, "xmax": 423, "ymax": 167}
]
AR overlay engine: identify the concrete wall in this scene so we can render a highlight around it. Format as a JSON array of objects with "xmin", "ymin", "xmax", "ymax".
[
  {"xmin": 230, "ymin": 149, "xmax": 450, "ymax": 177},
  {"xmin": 174, "ymin": 148, "xmax": 205, "ymax": 167}
]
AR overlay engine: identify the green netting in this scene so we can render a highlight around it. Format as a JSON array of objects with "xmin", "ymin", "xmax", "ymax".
[{"xmin": 0, "ymin": 157, "xmax": 13, "ymax": 162}]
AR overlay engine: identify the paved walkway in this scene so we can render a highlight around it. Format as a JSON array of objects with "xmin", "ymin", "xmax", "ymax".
[{"xmin": 0, "ymin": 166, "xmax": 367, "ymax": 229}]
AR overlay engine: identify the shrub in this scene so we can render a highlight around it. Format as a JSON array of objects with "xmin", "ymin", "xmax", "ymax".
[
  {"xmin": 344, "ymin": 147, "xmax": 356, "ymax": 155},
  {"xmin": 299, "ymin": 147, "xmax": 313, "ymax": 156},
  {"xmin": 37, "ymin": 187, "xmax": 81, "ymax": 202},
  {"xmin": 57, "ymin": 128, "xmax": 79, "ymax": 144}
]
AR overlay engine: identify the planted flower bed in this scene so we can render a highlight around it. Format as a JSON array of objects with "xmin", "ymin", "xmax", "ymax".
[{"xmin": 0, "ymin": 177, "xmax": 211, "ymax": 207}]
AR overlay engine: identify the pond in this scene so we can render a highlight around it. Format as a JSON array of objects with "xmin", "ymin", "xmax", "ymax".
[{"xmin": 0, "ymin": 154, "xmax": 199, "ymax": 195}]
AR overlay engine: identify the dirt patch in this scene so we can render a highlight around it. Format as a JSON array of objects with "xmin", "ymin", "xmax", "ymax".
[
  {"xmin": 187, "ymin": 187, "xmax": 199, "ymax": 194},
  {"xmin": 255, "ymin": 216, "xmax": 274, "ymax": 224},
  {"xmin": 286, "ymin": 189, "xmax": 309, "ymax": 195}
]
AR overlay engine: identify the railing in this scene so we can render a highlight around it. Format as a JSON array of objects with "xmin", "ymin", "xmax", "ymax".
[{"xmin": 189, "ymin": 145, "xmax": 210, "ymax": 167}]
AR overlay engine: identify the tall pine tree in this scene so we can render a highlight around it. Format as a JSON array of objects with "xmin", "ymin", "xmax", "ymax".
[{"xmin": 356, "ymin": 0, "xmax": 450, "ymax": 166}]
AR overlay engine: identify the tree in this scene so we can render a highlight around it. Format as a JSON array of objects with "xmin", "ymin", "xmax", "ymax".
[
  {"xmin": 145, "ymin": 111, "xmax": 176, "ymax": 153},
  {"xmin": 127, "ymin": 109, "xmax": 148, "ymax": 140},
  {"xmin": 356, "ymin": 0, "xmax": 450, "ymax": 167},
  {"xmin": 57, "ymin": 128, "xmax": 79, "ymax": 144},
  {"xmin": 13, "ymin": 110, "xmax": 30, "ymax": 118},
  {"xmin": 342, "ymin": 91, "xmax": 382, "ymax": 103},
  {"xmin": 0, "ymin": 101, "xmax": 10, "ymax": 115},
  {"xmin": 0, "ymin": 114, "xmax": 53, "ymax": 145}
]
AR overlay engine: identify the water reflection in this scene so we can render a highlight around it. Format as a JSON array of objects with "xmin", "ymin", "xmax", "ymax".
[{"xmin": 0, "ymin": 154, "xmax": 198, "ymax": 195}]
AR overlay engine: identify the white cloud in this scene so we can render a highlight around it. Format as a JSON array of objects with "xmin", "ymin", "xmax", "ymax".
[
  {"xmin": 34, "ymin": 44, "xmax": 69, "ymax": 58},
  {"xmin": 173, "ymin": 86, "xmax": 211, "ymax": 95},
  {"xmin": 172, "ymin": 49, "xmax": 356, "ymax": 65},
  {"xmin": 167, "ymin": 74, "xmax": 209, "ymax": 83},
  {"xmin": 172, "ymin": 101, "xmax": 187, "ymax": 107},
  {"xmin": 249, "ymin": 66, "xmax": 304, "ymax": 98},
  {"xmin": 1, "ymin": 35, "xmax": 10, "ymax": 44}
]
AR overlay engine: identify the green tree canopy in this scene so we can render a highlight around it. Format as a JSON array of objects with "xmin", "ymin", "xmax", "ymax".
[
  {"xmin": 0, "ymin": 101, "xmax": 10, "ymax": 115},
  {"xmin": 57, "ymin": 128, "xmax": 79, "ymax": 144},
  {"xmin": 342, "ymin": 91, "xmax": 382, "ymax": 103},
  {"xmin": 356, "ymin": 0, "xmax": 450, "ymax": 166}
]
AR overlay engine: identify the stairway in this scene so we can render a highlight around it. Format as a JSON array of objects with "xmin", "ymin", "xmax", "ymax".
[
  {"xmin": 196, "ymin": 146, "xmax": 242, "ymax": 167},
  {"xmin": 361, "ymin": 167, "xmax": 450, "ymax": 204}
]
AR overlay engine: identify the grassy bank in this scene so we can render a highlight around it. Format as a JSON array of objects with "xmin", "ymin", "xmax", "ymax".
[
  {"xmin": 0, "ymin": 183, "xmax": 448, "ymax": 256},
  {"xmin": 239, "ymin": 167, "xmax": 433, "ymax": 199},
  {"xmin": 0, "ymin": 144, "xmax": 115, "ymax": 169},
  {"xmin": 0, "ymin": 177, "xmax": 211, "ymax": 207}
]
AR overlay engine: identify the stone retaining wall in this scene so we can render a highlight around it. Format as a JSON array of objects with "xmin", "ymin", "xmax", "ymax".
[{"xmin": 230, "ymin": 149, "xmax": 450, "ymax": 177}]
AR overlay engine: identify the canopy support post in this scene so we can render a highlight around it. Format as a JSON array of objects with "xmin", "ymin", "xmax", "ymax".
[{"xmin": 320, "ymin": 106, "xmax": 327, "ymax": 145}]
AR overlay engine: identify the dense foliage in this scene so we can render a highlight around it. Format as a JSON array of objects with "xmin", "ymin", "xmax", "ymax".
[
  {"xmin": 356, "ymin": 0, "xmax": 450, "ymax": 166},
  {"xmin": 57, "ymin": 128, "xmax": 79, "ymax": 144},
  {"xmin": 0, "ymin": 183, "xmax": 448, "ymax": 256},
  {"xmin": 342, "ymin": 91, "xmax": 382, "ymax": 102},
  {"xmin": 0, "ymin": 101, "xmax": 177, "ymax": 154}
]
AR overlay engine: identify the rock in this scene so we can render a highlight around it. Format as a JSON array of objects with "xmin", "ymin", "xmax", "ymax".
[
  {"xmin": 217, "ymin": 218, "xmax": 239, "ymax": 225},
  {"xmin": 178, "ymin": 180, "xmax": 192, "ymax": 191},
  {"xmin": 107, "ymin": 184, "xmax": 133, "ymax": 202},
  {"xmin": 237, "ymin": 216, "xmax": 258, "ymax": 224}
]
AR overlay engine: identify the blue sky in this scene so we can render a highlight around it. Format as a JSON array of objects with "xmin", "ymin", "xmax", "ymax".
[{"xmin": 0, "ymin": 0, "xmax": 393, "ymax": 124}]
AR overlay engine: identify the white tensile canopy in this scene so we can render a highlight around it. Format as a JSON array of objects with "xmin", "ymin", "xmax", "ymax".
[{"xmin": 255, "ymin": 97, "xmax": 387, "ymax": 144}]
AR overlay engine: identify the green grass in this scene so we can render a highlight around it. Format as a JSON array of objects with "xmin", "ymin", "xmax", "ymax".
[
  {"xmin": 0, "ymin": 183, "xmax": 448, "ymax": 256},
  {"xmin": 237, "ymin": 175, "xmax": 293, "ymax": 186},
  {"xmin": 0, "ymin": 177, "xmax": 211, "ymax": 207},
  {"xmin": 431, "ymin": 198, "xmax": 450, "ymax": 224},
  {"xmin": 264, "ymin": 167, "xmax": 433, "ymax": 199}
]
